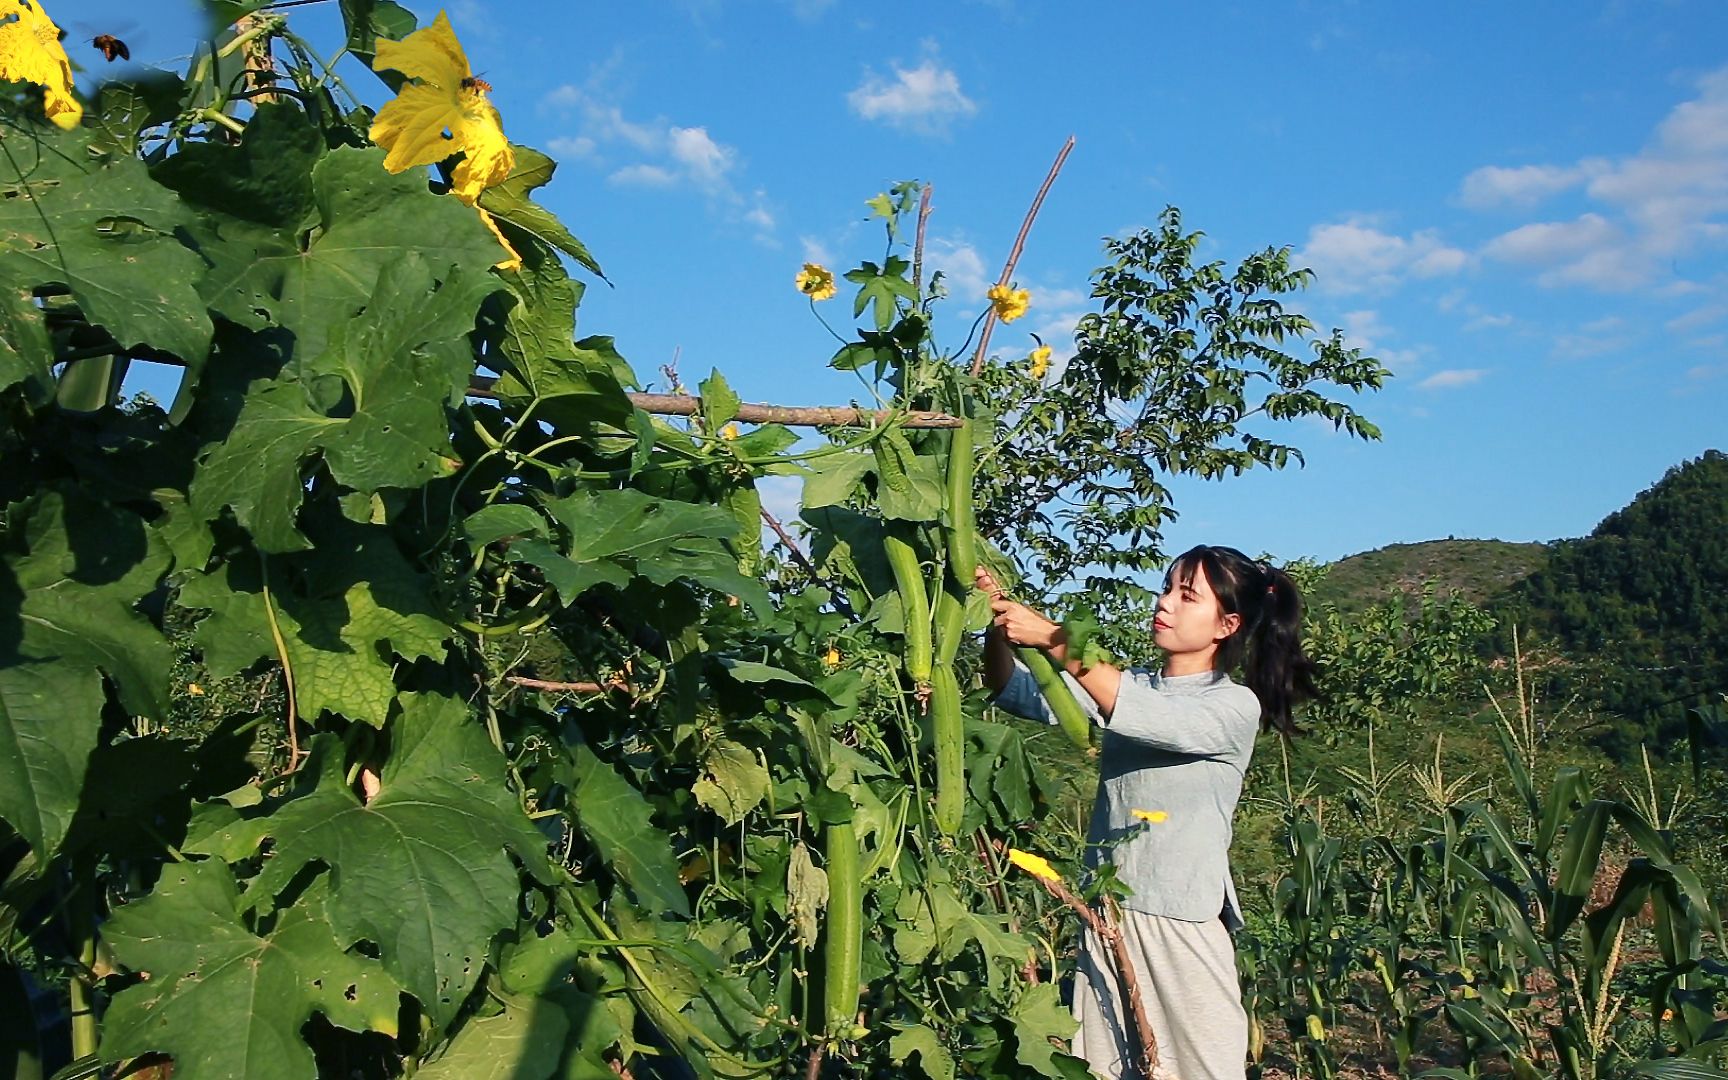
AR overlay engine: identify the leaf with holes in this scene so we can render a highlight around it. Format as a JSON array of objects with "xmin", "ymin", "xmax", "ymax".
[
  {"xmin": 0, "ymin": 121, "xmax": 211, "ymax": 365},
  {"xmin": 188, "ymin": 695, "xmax": 551, "ymax": 1029},
  {"xmin": 102, "ymin": 862, "xmax": 402, "ymax": 1080},
  {"xmin": 191, "ymin": 255, "xmax": 491, "ymax": 551}
]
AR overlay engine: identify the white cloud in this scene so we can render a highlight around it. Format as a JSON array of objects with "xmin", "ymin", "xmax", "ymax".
[
  {"xmin": 609, "ymin": 164, "xmax": 677, "ymax": 188},
  {"xmin": 541, "ymin": 81, "xmax": 772, "ymax": 239},
  {"xmin": 800, "ymin": 236, "xmax": 836, "ymax": 267},
  {"xmin": 1338, "ymin": 309, "xmax": 1422, "ymax": 370},
  {"xmin": 1553, "ymin": 317, "xmax": 1633, "ymax": 359},
  {"xmin": 1482, "ymin": 213, "xmax": 1619, "ymax": 264},
  {"xmin": 756, "ymin": 474, "xmax": 805, "ymax": 529},
  {"xmin": 1458, "ymin": 162, "xmax": 1606, "ymax": 208},
  {"xmin": 1668, "ymin": 294, "xmax": 1728, "ymax": 333},
  {"xmin": 847, "ymin": 50, "xmax": 977, "ymax": 135},
  {"xmin": 1296, "ymin": 217, "xmax": 1467, "ymax": 294},
  {"xmin": 667, "ymin": 126, "xmax": 735, "ymax": 186},
  {"xmin": 926, "ymin": 238, "xmax": 991, "ymax": 304},
  {"xmin": 1463, "ymin": 312, "xmax": 1515, "ymax": 331},
  {"xmin": 1416, "ymin": 369, "xmax": 1487, "ymax": 390},
  {"xmin": 547, "ymin": 135, "xmax": 597, "ymax": 161},
  {"xmin": 1463, "ymin": 66, "xmax": 1728, "ymax": 292}
]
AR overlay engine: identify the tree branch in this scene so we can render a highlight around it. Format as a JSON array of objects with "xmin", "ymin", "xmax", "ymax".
[
  {"xmin": 970, "ymin": 137, "xmax": 1076, "ymax": 378},
  {"xmin": 1005, "ymin": 844, "xmax": 1158, "ymax": 1078},
  {"xmin": 467, "ymin": 379, "xmax": 964, "ymax": 428}
]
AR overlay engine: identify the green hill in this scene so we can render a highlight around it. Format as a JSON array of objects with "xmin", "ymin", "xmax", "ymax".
[
  {"xmin": 1499, "ymin": 448, "xmax": 1728, "ymax": 755},
  {"xmin": 1309, "ymin": 538, "xmax": 1550, "ymax": 612}
]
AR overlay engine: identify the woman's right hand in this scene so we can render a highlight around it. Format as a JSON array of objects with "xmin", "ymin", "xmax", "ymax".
[
  {"xmin": 975, "ymin": 566, "xmax": 1061, "ymax": 649},
  {"xmin": 974, "ymin": 565, "xmax": 1007, "ymax": 601}
]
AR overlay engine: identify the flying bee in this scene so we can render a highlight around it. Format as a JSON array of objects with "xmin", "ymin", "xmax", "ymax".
[
  {"xmin": 460, "ymin": 75, "xmax": 493, "ymax": 94},
  {"xmin": 92, "ymin": 34, "xmax": 131, "ymax": 62}
]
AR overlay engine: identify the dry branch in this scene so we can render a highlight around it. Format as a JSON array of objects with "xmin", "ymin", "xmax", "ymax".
[
  {"xmin": 969, "ymin": 136, "xmax": 1076, "ymax": 378},
  {"xmin": 466, "ymin": 379, "xmax": 963, "ymax": 428},
  {"xmin": 1006, "ymin": 844, "xmax": 1158, "ymax": 1077}
]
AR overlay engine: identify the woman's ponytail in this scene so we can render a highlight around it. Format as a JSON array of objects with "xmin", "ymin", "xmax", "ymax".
[{"xmin": 1242, "ymin": 564, "xmax": 1319, "ymax": 736}]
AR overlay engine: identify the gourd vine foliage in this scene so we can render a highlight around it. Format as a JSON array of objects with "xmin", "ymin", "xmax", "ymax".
[
  {"xmin": 0, "ymin": 12, "xmax": 1095, "ymax": 1079},
  {"xmin": 0, "ymin": 8, "xmax": 1402, "ymax": 1080}
]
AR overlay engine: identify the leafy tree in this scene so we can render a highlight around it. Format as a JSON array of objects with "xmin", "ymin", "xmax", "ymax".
[{"xmin": 971, "ymin": 209, "xmax": 1389, "ymax": 660}]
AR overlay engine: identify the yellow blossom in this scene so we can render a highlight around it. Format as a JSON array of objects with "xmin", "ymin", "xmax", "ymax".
[
  {"xmin": 187, "ymin": 683, "xmax": 206, "ymax": 697},
  {"xmin": 720, "ymin": 422, "xmax": 740, "ymax": 440},
  {"xmin": 823, "ymin": 645, "xmax": 841, "ymax": 667},
  {"xmin": 0, "ymin": 0, "xmax": 82, "ymax": 130},
  {"xmin": 1029, "ymin": 344, "xmax": 1052, "ymax": 379},
  {"xmin": 368, "ymin": 11, "xmax": 514, "ymax": 205},
  {"xmin": 987, "ymin": 283, "xmax": 1031, "ymax": 323},
  {"xmin": 795, "ymin": 263, "xmax": 837, "ymax": 301},
  {"xmin": 1006, "ymin": 848, "xmax": 1061, "ymax": 884},
  {"xmin": 1132, "ymin": 808, "xmax": 1169, "ymax": 824}
]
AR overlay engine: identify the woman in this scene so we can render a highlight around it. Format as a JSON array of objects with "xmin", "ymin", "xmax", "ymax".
[{"xmin": 975, "ymin": 545, "xmax": 1317, "ymax": 1080}]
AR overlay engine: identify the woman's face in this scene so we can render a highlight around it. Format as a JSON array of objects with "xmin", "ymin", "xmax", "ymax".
[{"xmin": 1153, "ymin": 561, "xmax": 1241, "ymax": 657}]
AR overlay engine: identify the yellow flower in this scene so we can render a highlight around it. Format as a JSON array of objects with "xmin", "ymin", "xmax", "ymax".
[
  {"xmin": 987, "ymin": 283, "xmax": 1031, "ymax": 324},
  {"xmin": 1029, "ymin": 344, "xmax": 1052, "ymax": 379},
  {"xmin": 1006, "ymin": 848, "xmax": 1060, "ymax": 884},
  {"xmin": 795, "ymin": 263, "xmax": 837, "ymax": 301},
  {"xmin": 0, "ymin": 0, "xmax": 82, "ymax": 130},
  {"xmin": 1132, "ymin": 808, "xmax": 1168, "ymax": 824},
  {"xmin": 823, "ymin": 645, "xmax": 841, "ymax": 667},
  {"xmin": 720, "ymin": 422, "xmax": 740, "ymax": 440},
  {"xmin": 368, "ymin": 11, "xmax": 514, "ymax": 206},
  {"xmin": 187, "ymin": 683, "xmax": 206, "ymax": 697}
]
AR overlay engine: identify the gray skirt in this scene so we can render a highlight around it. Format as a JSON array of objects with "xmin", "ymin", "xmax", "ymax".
[{"xmin": 1071, "ymin": 910, "xmax": 1248, "ymax": 1080}]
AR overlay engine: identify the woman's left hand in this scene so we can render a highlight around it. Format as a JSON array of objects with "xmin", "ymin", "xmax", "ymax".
[{"xmin": 989, "ymin": 594, "xmax": 1063, "ymax": 650}]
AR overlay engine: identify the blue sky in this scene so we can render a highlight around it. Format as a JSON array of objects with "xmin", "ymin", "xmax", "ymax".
[{"xmin": 78, "ymin": 1, "xmax": 1728, "ymax": 565}]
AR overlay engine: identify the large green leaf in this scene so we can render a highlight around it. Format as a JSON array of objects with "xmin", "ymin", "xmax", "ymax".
[
  {"xmin": 0, "ymin": 285, "xmax": 52, "ymax": 404},
  {"xmin": 178, "ymin": 527, "xmax": 454, "ymax": 727},
  {"xmin": 891, "ymin": 1024, "xmax": 955, "ymax": 1080},
  {"xmin": 1547, "ymin": 799, "xmax": 1613, "ymax": 942},
  {"xmin": 191, "ymin": 256, "xmax": 490, "ymax": 551},
  {"xmin": 0, "ymin": 492, "xmax": 170, "ymax": 857},
  {"xmin": 567, "ymin": 744, "xmax": 690, "ymax": 917},
  {"xmin": 0, "ymin": 122, "xmax": 211, "ymax": 365},
  {"xmin": 103, "ymin": 862, "xmax": 402, "ymax": 1080},
  {"xmin": 337, "ymin": 0, "xmax": 417, "ymax": 85},
  {"xmin": 478, "ymin": 145, "xmax": 604, "ymax": 278},
  {"xmin": 190, "ymin": 695, "xmax": 551, "ymax": 1027},
  {"xmin": 508, "ymin": 488, "xmax": 769, "ymax": 614},
  {"xmin": 154, "ymin": 103, "xmax": 323, "ymax": 229},
  {"xmin": 1010, "ymin": 983, "xmax": 1081, "ymax": 1077},
  {"xmin": 190, "ymin": 146, "xmax": 502, "ymax": 364},
  {"xmin": 415, "ymin": 994, "xmax": 568, "ymax": 1080}
]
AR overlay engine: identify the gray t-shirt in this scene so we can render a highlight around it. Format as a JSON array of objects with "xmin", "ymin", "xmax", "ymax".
[{"xmin": 991, "ymin": 663, "xmax": 1261, "ymax": 928}]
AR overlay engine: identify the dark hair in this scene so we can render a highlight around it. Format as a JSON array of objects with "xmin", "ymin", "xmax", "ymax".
[{"xmin": 1165, "ymin": 545, "xmax": 1319, "ymax": 736}]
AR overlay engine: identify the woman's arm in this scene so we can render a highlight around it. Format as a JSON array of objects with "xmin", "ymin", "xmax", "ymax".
[{"xmin": 974, "ymin": 567, "xmax": 1124, "ymax": 718}]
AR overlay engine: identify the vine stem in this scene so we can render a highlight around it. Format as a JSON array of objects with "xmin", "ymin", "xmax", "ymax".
[
  {"xmin": 66, "ymin": 862, "xmax": 98, "ymax": 1061},
  {"xmin": 969, "ymin": 136, "xmax": 1076, "ymax": 378},
  {"xmin": 259, "ymin": 556, "xmax": 302, "ymax": 769}
]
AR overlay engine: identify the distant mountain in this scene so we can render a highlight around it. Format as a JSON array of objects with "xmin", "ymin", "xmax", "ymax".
[
  {"xmin": 1309, "ymin": 538, "xmax": 1550, "ymax": 613},
  {"xmin": 1498, "ymin": 449, "xmax": 1728, "ymax": 755}
]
